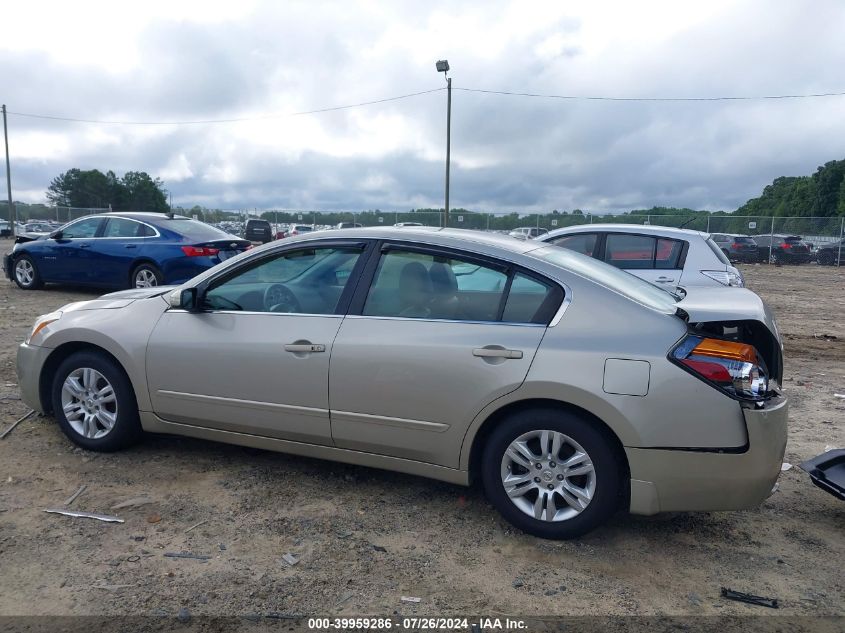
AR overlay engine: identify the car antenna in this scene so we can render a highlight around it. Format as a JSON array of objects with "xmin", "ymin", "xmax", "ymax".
[{"xmin": 678, "ymin": 216, "xmax": 698, "ymax": 230}]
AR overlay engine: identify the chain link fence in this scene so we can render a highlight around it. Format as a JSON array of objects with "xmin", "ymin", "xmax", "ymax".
[{"xmin": 3, "ymin": 203, "xmax": 843, "ymax": 265}]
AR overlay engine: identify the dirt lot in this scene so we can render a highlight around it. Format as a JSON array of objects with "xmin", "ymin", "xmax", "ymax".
[{"xmin": 0, "ymin": 262, "xmax": 842, "ymax": 619}]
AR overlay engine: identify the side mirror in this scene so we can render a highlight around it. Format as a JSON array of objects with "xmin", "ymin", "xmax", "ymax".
[
  {"xmin": 49, "ymin": 230, "xmax": 63, "ymax": 240},
  {"xmin": 169, "ymin": 288, "xmax": 198, "ymax": 310}
]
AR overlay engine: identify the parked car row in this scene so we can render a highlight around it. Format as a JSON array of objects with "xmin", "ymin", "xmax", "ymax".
[{"xmin": 4, "ymin": 212, "xmax": 251, "ymax": 290}]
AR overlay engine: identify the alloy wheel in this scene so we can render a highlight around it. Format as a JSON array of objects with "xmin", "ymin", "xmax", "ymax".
[
  {"xmin": 500, "ymin": 429, "xmax": 596, "ymax": 522},
  {"xmin": 61, "ymin": 368, "xmax": 118, "ymax": 439},
  {"xmin": 135, "ymin": 269, "xmax": 158, "ymax": 288},
  {"xmin": 15, "ymin": 259, "xmax": 34, "ymax": 286}
]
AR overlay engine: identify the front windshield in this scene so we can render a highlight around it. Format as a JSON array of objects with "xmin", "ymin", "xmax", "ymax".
[{"xmin": 528, "ymin": 246, "xmax": 680, "ymax": 313}]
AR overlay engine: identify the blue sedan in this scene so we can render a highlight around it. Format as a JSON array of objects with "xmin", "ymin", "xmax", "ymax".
[{"xmin": 4, "ymin": 212, "xmax": 251, "ymax": 290}]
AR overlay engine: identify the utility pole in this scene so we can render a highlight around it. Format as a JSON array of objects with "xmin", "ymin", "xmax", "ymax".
[
  {"xmin": 2, "ymin": 105, "xmax": 15, "ymax": 237},
  {"xmin": 436, "ymin": 60, "xmax": 451, "ymax": 227}
]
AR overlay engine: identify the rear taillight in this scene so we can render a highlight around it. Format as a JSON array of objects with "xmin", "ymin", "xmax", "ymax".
[
  {"xmin": 181, "ymin": 245, "xmax": 220, "ymax": 257},
  {"xmin": 672, "ymin": 335, "xmax": 769, "ymax": 401},
  {"xmin": 782, "ymin": 243, "xmax": 792, "ymax": 249},
  {"xmin": 731, "ymin": 243, "xmax": 739, "ymax": 250}
]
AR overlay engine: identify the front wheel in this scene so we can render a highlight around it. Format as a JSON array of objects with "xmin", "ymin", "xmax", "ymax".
[
  {"xmin": 13, "ymin": 255, "xmax": 44, "ymax": 290},
  {"xmin": 130, "ymin": 263, "xmax": 163, "ymax": 289},
  {"xmin": 51, "ymin": 351, "xmax": 142, "ymax": 452},
  {"xmin": 481, "ymin": 407, "xmax": 621, "ymax": 539}
]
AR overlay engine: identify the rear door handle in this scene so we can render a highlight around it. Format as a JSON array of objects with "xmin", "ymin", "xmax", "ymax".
[
  {"xmin": 655, "ymin": 276, "xmax": 675, "ymax": 282},
  {"xmin": 473, "ymin": 347, "xmax": 523, "ymax": 359},
  {"xmin": 284, "ymin": 343, "xmax": 326, "ymax": 353},
  {"xmin": 79, "ymin": 243, "xmax": 92, "ymax": 249},
  {"xmin": 125, "ymin": 244, "xmax": 137, "ymax": 249}
]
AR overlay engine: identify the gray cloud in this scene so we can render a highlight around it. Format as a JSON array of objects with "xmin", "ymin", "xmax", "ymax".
[{"xmin": 3, "ymin": 1, "xmax": 845, "ymax": 213}]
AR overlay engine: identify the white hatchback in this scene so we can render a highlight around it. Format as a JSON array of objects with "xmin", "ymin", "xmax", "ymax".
[{"xmin": 536, "ymin": 224, "xmax": 744, "ymax": 288}]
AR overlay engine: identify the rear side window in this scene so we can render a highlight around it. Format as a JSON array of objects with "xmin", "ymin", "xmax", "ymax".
[
  {"xmin": 549, "ymin": 233, "xmax": 597, "ymax": 257},
  {"xmin": 655, "ymin": 238, "xmax": 684, "ymax": 269},
  {"xmin": 362, "ymin": 249, "xmax": 561, "ymax": 324},
  {"xmin": 103, "ymin": 218, "xmax": 143, "ymax": 238},
  {"xmin": 734, "ymin": 236, "xmax": 755, "ymax": 243},
  {"xmin": 502, "ymin": 273, "xmax": 554, "ymax": 324},
  {"xmin": 705, "ymin": 237, "xmax": 731, "ymax": 265},
  {"xmin": 604, "ymin": 234, "xmax": 656, "ymax": 269}
]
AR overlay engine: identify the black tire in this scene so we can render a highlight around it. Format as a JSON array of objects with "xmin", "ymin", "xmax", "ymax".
[
  {"xmin": 481, "ymin": 407, "xmax": 621, "ymax": 539},
  {"xmin": 51, "ymin": 351, "xmax": 142, "ymax": 452},
  {"xmin": 12, "ymin": 254, "xmax": 44, "ymax": 290},
  {"xmin": 129, "ymin": 262, "xmax": 164, "ymax": 289},
  {"xmin": 817, "ymin": 250, "xmax": 835, "ymax": 266}
]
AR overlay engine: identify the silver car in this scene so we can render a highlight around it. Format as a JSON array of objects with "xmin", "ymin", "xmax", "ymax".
[
  {"xmin": 537, "ymin": 224, "xmax": 744, "ymax": 288},
  {"xmin": 16, "ymin": 228, "xmax": 787, "ymax": 538}
]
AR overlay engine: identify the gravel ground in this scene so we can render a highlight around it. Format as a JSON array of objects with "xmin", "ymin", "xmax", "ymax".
[{"xmin": 0, "ymin": 262, "xmax": 842, "ymax": 618}]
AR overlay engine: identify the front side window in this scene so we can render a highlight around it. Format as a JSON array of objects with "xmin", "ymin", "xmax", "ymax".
[
  {"xmin": 203, "ymin": 246, "xmax": 362, "ymax": 314},
  {"xmin": 363, "ymin": 250, "xmax": 508, "ymax": 321},
  {"xmin": 549, "ymin": 233, "xmax": 597, "ymax": 257},
  {"xmin": 62, "ymin": 217, "xmax": 102, "ymax": 239}
]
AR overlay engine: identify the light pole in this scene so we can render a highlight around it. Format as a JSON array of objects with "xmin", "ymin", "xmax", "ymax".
[
  {"xmin": 2, "ymin": 105, "xmax": 15, "ymax": 237},
  {"xmin": 436, "ymin": 60, "xmax": 451, "ymax": 227}
]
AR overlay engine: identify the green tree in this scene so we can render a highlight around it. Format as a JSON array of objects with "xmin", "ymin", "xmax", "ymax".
[{"xmin": 45, "ymin": 168, "xmax": 169, "ymax": 212}]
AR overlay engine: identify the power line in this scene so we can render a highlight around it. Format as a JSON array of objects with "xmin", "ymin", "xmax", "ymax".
[
  {"xmin": 6, "ymin": 87, "xmax": 446, "ymax": 125},
  {"xmin": 5, "ymin": 85, "xmax": 844, "ymax": 127},
  {"xmin": 456, "ymin": 87, "xmax": 845, "ymax": 102}
]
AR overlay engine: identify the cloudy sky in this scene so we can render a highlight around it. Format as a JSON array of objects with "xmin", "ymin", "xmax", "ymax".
[{"xmin": 3, "ymin": 0, "xmax": 845, "ymax": 213}]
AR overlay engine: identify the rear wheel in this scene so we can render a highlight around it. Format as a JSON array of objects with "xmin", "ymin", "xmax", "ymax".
[
  {"xmin": 130, "ymin": 263, "xmax": 163, "ymax": 289},
  {"xmin": 817, "ymin": 250, "xmax": 835, "ymax": 266},
  {"xmin": 481, "ymin": 407, "xmax": 621, "ymax": 539},
  {"xmin": 13, "ymin": 255, "xmax": 43, "ymax": 290},
  {"xmin": 51, "ymin": 351, "xmax": 142, "ymax": 451}
]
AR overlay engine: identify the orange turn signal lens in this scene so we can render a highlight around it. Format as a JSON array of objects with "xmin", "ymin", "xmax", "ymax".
[{"xmin": 693, "ymin": 338, "xmax": 757, "ymax": 363}]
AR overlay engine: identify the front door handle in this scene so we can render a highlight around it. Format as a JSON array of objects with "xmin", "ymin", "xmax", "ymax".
[
  {"xmin": 125, "ymin": 244, "xmax": 137, "ymax": 249},
  {"xmin": 655, "ymin": 276, "xmax": 675, "ymax": 282},
  {"xmin": 284, "ymin": 343, "xmax": 326, "ymax": 353},
  {"xmin": 79, "ymin": 243, "xmax": 92, "ymax": 249},
  {"xmin": 473, "ymin": 347, "xmax": 523, "ymax": 359}
]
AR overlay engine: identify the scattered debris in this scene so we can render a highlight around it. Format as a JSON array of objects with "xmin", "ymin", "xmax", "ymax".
[
  {"xmin": 146, "ymin": 513, "xmax": 162, "ymax": 524},
  {"xmin": 163, "ymin": 552, "xmax": 211, "ymax": 561},
  {"xmin": 512, "ymin": 578, "xmax": 525, "ymax": 588},
  {"xmin": 218, "ymin": 543, "xmax": 227, "ymax": 551},
  {"xmin": 335, "ymin": 593, "xmax": 354, "ymax": 606},
  {"xmin": 372, "ymin": 545, "xmax": 387, "ymax": 552},
  {"xmin": 800, "ymin": 449, "xmax": 845, "ymax": 501},
  {"xmin": 0, "ymin": 409, "xmax": 35, "ymax": 440},
  {"xmin": 111, "ymin": 497, "xmax": 154, "ymax": 510},
  {"xmin": 720, "ymin": 587, "xmax": 779, "ymax": 609},
  {"xmin": 184, "ymin": 519, "xmax": 208, "ymax": 533},
  {"xmin": 336, "ymin": 529, "xmax": 354, "ymax": 539},
  {"xmin": 781, "ymin": 462, "xmax": 793, "ymax": 471},
  {"xmin": 126, "ymin": 555, "xmax": 141, "ymax": 563},
  {"xmin": 813, "ymin": 333, "xmax": 837, "ymax": 341},
  {"xmin": 834, "ymin": 394, "xmax": 845, "ymax": 399},
  {"xmin": 281, "ymin": 553, "xmax": 300, "ymax": 566},
  {"xmin": 400, "ymin": 596, "xmax": 421, "ymax": 604},
  {"xmin": 43, "ymin": 508, "xmax": 124, "ymax": 523},
  {"xmin": 177, "ymin": 607, "xmax": 192, "ymax": 623},
  {"xmin": 63, "ymin": 485, "xmax": 87, "ymax": 507}
]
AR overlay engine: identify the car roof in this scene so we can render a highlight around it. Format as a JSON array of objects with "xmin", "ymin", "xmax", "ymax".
[
  {"xmin": 272, "ymin": 226, "xmax": 542, "ymax": 255},
  {"xmin": 542, "ymin": 223, "xmax": 709, "ymax": 240}
]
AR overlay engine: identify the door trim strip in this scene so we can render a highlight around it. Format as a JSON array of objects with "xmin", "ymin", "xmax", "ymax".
[
  {"xmin": 157, "ymin": 390, "xmax": 327, "ymax": 418},
  {"xmin": 331, "ymin": 410, "xmax": 450, "ymax": 433}
]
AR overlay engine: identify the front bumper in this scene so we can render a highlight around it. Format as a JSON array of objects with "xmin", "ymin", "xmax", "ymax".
[
  {"xmin": 627, "ymin": 394, "xmax": 788, "ymax": 515},
  {"xmin": 16, "ymin": 342, "xmax": 52, "ymax": 414}
]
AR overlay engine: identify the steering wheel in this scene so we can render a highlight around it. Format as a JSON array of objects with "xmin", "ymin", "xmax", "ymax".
[{"xmin": 263, "ymin": 283, "xmax": 301, "ymax": 313}]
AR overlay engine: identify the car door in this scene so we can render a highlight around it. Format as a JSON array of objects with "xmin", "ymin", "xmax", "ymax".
[
  {"xmin": 146, "ymin": 240, "xmax": 370, "ymax": 444},
  {"xmin": 96, "ymin": 217, "xmax": 152, "ymax": 286},
  {"xmin": 602, "ymin": 233, "xmax": 684, "ymax": 286},
  {"xmin": 546, "ymin": 232, "xmax": 599, "ymax": 258},
  {"xmin": 328, "ymin": 244, "xmax": 563, "ymax": 468},
  {"xmin": 43, "ymin": 216, "xmax": 105, "ymax": 282}
]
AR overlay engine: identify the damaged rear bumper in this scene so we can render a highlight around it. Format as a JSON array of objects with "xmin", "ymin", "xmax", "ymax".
[{"xmin": 626, "ymin": 394, "xmax": 788, "ymax": 515}]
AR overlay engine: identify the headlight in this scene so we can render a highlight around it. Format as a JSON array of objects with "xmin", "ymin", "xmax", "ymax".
[{"xmin": 26, "ymin": 311, "xmax": 62, "ymax": 345}]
